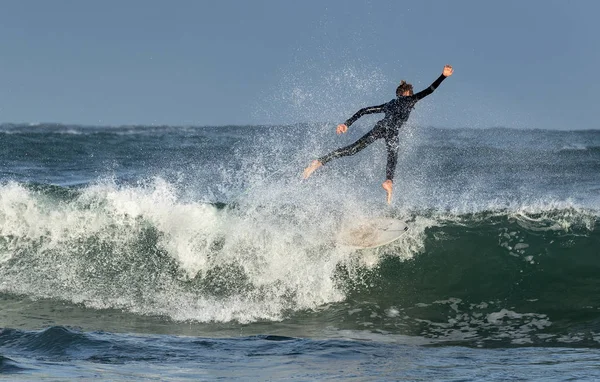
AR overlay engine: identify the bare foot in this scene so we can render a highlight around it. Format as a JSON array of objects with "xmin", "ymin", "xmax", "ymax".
[
  {"xmin": 382, "ymin": 180, "xmax": 393, "ymax": 204},
  {"xmin": 303, "ymin": 160, "xmax": 323, "ymax": 179}
]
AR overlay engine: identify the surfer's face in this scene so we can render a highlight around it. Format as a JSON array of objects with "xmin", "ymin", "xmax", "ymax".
[{"xmin": 401, "ymin": 90, "xmax": 412, "ymax": 96}]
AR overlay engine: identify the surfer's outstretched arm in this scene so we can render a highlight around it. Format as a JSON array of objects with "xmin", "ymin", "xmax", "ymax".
[
  {"xmin": 344, "ymin": 104, "xmax": 386, "ymax": 127},
  {"xmin": 413, "ymin": 65, "xmax": 453, "ymax": 101},
  {"xmin": 336, "ymin": 104, "xmax": 386, "ymax": 134}
]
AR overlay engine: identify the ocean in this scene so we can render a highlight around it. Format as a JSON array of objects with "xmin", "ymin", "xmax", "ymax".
[{"xmin": 1, "ymin": 122, "xmax": 600, "ymax": 380}]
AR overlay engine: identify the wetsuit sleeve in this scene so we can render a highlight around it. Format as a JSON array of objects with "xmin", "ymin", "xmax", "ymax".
[
  {"xmin": 343, "ymin": 104, "xmax": 386, "ymax": 127},
  {"xmin": 413, "ymin": 74, "xmax": 446, "ymax": 101}
]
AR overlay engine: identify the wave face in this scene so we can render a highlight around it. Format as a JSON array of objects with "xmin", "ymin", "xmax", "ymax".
[
  {"xmin": 1, "ymin": 123, "xmax": 600, "ymax": 347},
  {"xmin": 340, "ymin": 208, "xmax": 600, "ymax": 347}
]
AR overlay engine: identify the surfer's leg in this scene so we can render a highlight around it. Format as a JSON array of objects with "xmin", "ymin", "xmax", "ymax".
[
  {"xmin": 384, "ymin": 133, "xmax": 399, "ymax": 181},
  {"xmin": 319, "ymin": 126, "xmax": 383, "ymax": 164},
  {"xmin": 382, "ymin": 132, "xmax": 400, "ymax": 204},
  {"xmin": 303, "ymin": 125, "xmax": 383, "ymax": 179}
]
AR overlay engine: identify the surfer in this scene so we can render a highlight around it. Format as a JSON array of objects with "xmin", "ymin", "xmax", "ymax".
[{"xmin": 303, "ymin": 65, "xmax": 454, "ymax": 204}]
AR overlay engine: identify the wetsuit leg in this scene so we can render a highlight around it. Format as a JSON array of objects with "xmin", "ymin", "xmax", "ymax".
[
  {"xmin": 384, "ymin": 130, "xmax": 400, "ymax": 181},
  {"xmin": 318, "ymin": 124, "xmax": 385, "ymax": 165}
]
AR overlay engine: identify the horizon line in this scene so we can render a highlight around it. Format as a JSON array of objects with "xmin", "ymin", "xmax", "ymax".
[{"xmin": 0, "ymin": 121, "xmax": 597, "ymax": 132}]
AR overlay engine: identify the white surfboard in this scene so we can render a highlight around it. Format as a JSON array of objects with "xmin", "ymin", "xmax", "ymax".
[{"xmin": 336, "ymin": 217, "xmax": 409, "ymax": 249}]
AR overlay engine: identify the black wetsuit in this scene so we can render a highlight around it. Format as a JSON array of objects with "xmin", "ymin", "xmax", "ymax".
[{"xmin": 318, "ymin": 74, "xmax": 446, "ymax": 181}]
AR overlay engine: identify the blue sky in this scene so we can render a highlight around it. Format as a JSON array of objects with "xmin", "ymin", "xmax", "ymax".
[{"xmin": 0, "ymin": 0, "xmax": 598, "ymax": 129}]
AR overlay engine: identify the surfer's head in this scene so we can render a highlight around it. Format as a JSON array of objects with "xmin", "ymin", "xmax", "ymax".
[{"xmin": 396, "ymin": 80, "xmax": 413, "ymax": 97}]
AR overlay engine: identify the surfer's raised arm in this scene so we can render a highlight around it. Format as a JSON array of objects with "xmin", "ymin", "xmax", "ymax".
[
  {"xmin": 336, "ymin": 104, "xmax": 386, "ymax": 134},
  {"xmin": 413, "ymin": 65, "xmax": 454, "ymax": 101}
]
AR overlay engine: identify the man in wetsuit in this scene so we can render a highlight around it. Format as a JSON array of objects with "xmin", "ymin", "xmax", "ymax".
[{"xmin": 303, "ymin": 64, "xmax": 454, "ymax": 204}]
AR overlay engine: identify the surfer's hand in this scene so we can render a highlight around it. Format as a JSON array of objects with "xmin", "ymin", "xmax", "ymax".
[
  {"xmin": 443, "ymin": 65, "xmax": 453, "ymax": 77},
  {"xmin": 336, "ymin": 124, "xmax": 348, "ymax": 134}
]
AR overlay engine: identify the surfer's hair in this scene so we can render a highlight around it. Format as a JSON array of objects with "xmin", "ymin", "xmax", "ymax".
[{"xmin": 396, "ymin": 80, "xmax": 413, "ymax": 97}]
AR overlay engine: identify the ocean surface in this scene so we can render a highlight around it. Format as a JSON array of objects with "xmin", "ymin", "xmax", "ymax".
[{"xmin": 1, "ymin": 122, "xmax": 600, "ymax": 380}]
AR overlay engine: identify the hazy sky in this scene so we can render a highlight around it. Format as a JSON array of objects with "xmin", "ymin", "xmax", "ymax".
[{"xmin": 0, "ymin": 0, "xmax": 598, "ymax": 129}]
